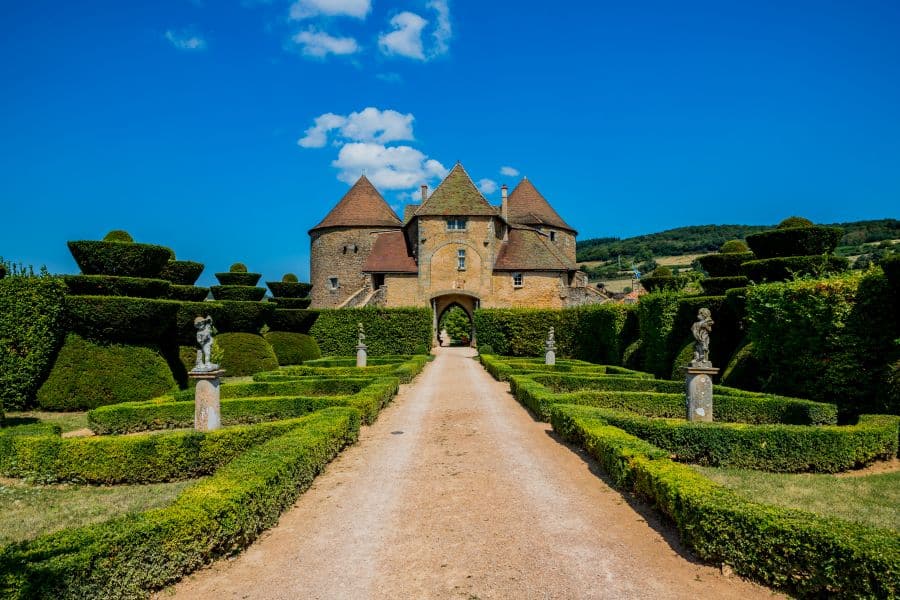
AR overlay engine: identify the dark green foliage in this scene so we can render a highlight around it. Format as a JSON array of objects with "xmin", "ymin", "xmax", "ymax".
[
  {"xmin": 210, "ymin": 285, "xmax": 267, "ymax": 302},
  {"xmin": 67, "ymin": 240, "xmax": 172, "ymax": 277},
  {"xmin": 745, "ymin": 226, "xmax": 843, "ymax": 259},
  {"xmin": 168, "ymin": 285, "xmax": 209, "ymax": 302},
  {"xmin": 266, "ymin": 281, "xmax": 312, "ymax": 298},
  {"xmin": 777, "ymin": 216, "xmax": 814, "ymax": 229},
  {"xmin": 652, "ymin": 266, "xmax": 672, "ymax": 277},
  {"xmin": 216, "ymin": 301, "xmax": 274, "ymax": 334},
  {"xmin": 66, "ymin": 295, "xmax": 179, "ymax": 343},
  {"xmin": 637, "ymin": 292, "xmax": 680, "ymax": 377},
  {"xmin": 473, "ymin": 304, "xmax": 632, "ymax": 363},
  {"xmin": 256, "ymin": 355, "xmax": 430, "ymax": 385},
  {"xmin": 670, "ymin": 341, "xmax": 694, "ymax": 379},
  {"xmin": 551, "ymin": 405, "xmax": 900, "ymax": 598},
  {"xmin": 0, "ymin": 275, "xmax": 67, "ymax": 410},
  {"xmin": 214, "ymin": 272, "xmax": 262, "ymax": 286},
  {"xmin": 36, "ymin": 334, "xmax": 175, "ymax": 410},
  {"xmin": 882, "ymin": 254, "xmax": 900, "ymax": 287},
  {"xmin": 230, "ymin": 262, "xmax": 248, "ymax": 272},
  {"xmin": 214, "ymin": 333, "xmax": 278, "ymax": 376},
  {"xmin": 271, "ymin": 297, "xmax": 312, "ymax": 309},
  {"xmin": 0, "ymin": 264, "xmax": 7, "ymax": 279},
  {"xmin": 721, "ymin": 340, "xmax": 761, "ymax": 391},
  {"xmin": 479, "ymin": 354, "xmax": 651, "ymax": 382},
  {"xmin": 743, "ymin": 255, "xmax": 849, "ymax": 282},
  {"xmin": 158, "ymin": 260, "xmax": 204, "ymax": 285},
  {"xmin": 699, "ymin": 276, "xmax": 747, "ymax": 295},
  {"xmin": 0, "ymin": 409, "xmax": 360, "ymax": 599},
  {"xmin": 265, "ymin": 332, "xmax": 321, "ymax": 365},
  {"xmin": 310, "ymin": 307, "xmax": 432, "ymax": 356},
  {"xmin": 639, "ymin": 275, "xmax": 687, "ymax": 292},
  {"xmin": 720, "ymin": 239, "xmax": 749, "ymax": 253},
  {"xmin": 63, "ymin": 275, "xmax": 171, "ymax": 298},
  {"xmin": 102, "ymin": 230, "xmax": 134, "ymax": 242},
  {"xmin": 439, "ymin": 306, "xmax": 471, "ymax": 343},
  {"xmin": 622, "ymin": 339, "xmax": 642, "ymax": 370},
  {"xmin": 268, "ymin": 308, "xmax": 320, "ymax": 333},
  {"xmin": 282, "ymin": 273, "xmax": 299, "ymax": 283},
  {"xmin": 696, "ymin": 252, "xmax": 754, "ymax": 277}
]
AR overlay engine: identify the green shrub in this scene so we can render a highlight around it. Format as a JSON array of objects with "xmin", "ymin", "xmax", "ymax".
[
  {"xmin": 696, "ymin": 252, "xmax": 754, "ymax": 277},
  {"xmin": 173, "ymin": 377, "xmax": 376, "ymax": 401},
  {"xmin": 36, "ymin": 334, "xmax": 175, "ymax": 410},
  {"xmin": 550, "ymin": 405, "xmax": 900, "ymax": 598},
  {"xmin": 271, "ymin": 297, "xmax": 312, "ymax": 309},
  {"xmin": 266, "ymin": 281, "xmax": 312, "ymax": 298},
  {"xmin": 622, "ymin": 339, "xmax": 642, "ymax": 370},
  {"xmin": 479, "ymin": 354, "xmax": 650, "ymax": 382},
  {"xmin": 477, "ymin": 343, "xmax": 494, "ymax": 355},
  {"xmin": 158, "ymin": 260, "xmax": 204, "ymax": 285},
  {"xmin": 637, "ymin": 292, "xmax": 680, "ymax": 377},
  {"xmin": 282, "ymin": 273, "xmax": 298, "ymax": 283},
  {"xmin": 67, "ymin": 240, "xmax": 172, "ymax": 277},
  {"xmin": 0, "ymin": 408, "xmax": 360, "ymax": 599},
  {"xmin": 311, "ymin": 307, "xmax": 432, "ymax": 356},
  {"xmin": 745, "ymin": 226, "xmax": 843, "ymax": 259},
  {"xmin": 168, "ymin": 285, "xmax": 209, "ymax": 302},
  {"xmin": 267, "ymin": 308, "xmax": 319, "ymax": 333},
  {"xmin": 265, "ymin": 332, "xmax": 321, "ymax": 365},
  {"xmin": 102, "ymin": 230, "xmax": 134, "ymax": 243},
  {"xmin": 230, "ymin": 262, "xmax": 248, "ymax": 272},
  {"xmin": 652, "ymin": 266, "xmax": 673, "ymax": 277},
  {"xmin": 639, "ymin": 275, "xmax": 687, "ymax": 293},
  {"xmin": 721, "ymin": 340, "xmax": 761, "ymax": 391},
  {"xmin": 743, "ymin": 255, "xmax": 849, "ymax": 282},
  {"xmin": 63, "ymin": 275, "xmax": 171, "ymax": 298},
  {"xmin": 669, "ymin": 341, "xmax": 694, "ymax": 379},
  {"xmin": 173, "ymin": 301, "xmax": 274, "ymax": 343},
  {"xmin": 210, "ymin": 285, "xmax": 267, "ymax": 302},
  {"xmin": 720, "ymin": 239, "xmax": 749, "ymax": 253},
  {"xmin": 66, "ymin": 295, "xmax": 179, "ymax": 343},
  {"xmin": 214, "ymin": 272, "xmax": 262, "ymax": 286},
  {"xmin": 256, "ymin": 355, "xmax": 430, "ymax": 385},
  {"xmin": 0, "ymin": 275, "xmax": 67, "ymax": 410},
  {"xmin": 777, "ymin": 216, "xmax": 814, "ymax": 229},
  {"xmin": 214, "ymin": 333, "xmax": 278, "ymax": 376},
  {"xmin": 699, "ymin": 276, "xmax": 747, "ymax": 296},
  {"xmin": 882, "ymin": 254, "xmax": 900, "ymax": 287}
]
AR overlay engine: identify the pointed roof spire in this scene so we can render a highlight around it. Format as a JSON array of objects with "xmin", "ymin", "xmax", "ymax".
[
  {"xmin": 507, "ymin": 178, "xmax": 576, "ymax": 233},
  {"xmin": 415, "ymin": 163, "xmax": 497, "ymax": 216},
  {"xmin": 309, "ymin": 174, "xmax": 402, "ymax": 233}
]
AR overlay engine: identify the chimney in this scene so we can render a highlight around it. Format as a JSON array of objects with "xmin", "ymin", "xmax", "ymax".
[
  {"xmin": 420, "ymin": 184, "xmax": 428, "ymax": 202},
  {"xmin": 501, "ymin": 184, "xmax": 509, "ymax": 241}
]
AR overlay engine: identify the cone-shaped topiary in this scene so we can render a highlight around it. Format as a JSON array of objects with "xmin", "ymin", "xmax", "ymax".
[
  {"xmin": 103, "ymin": 230, "xmax": 134, "ymax": 243},
  {"xmin": 67, "ymin": 240, "xmax": 173, "ymax": 278},
  {"xmin": 159, "ymin": 260, "xmax": 205, "ymax": 285},
  {"xmin": 720, "ymin": 239, "xmax": 750, "ymax": 254}
]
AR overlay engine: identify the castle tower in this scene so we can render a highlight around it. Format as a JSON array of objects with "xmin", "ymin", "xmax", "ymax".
[
  {"xmin": 308, "ymin": 175, "xmax": 402, "ymax": 308},
  {"xmin": 506, "ymin": 178, "xmax": 578, "ymax": 262}
]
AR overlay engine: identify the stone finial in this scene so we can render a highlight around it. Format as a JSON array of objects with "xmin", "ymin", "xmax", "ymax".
[
  {"xmin": 191, "ymin": 315, "xmax": 218, "ymax": 373},
  {"xmin": 689, "ymin": 308, "xmax": 714, "ymax": 368}
]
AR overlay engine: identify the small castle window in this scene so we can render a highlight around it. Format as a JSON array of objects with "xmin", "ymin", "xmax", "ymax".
[
  {"xmin": 513, "ymin": 273, "xmax": 523, "ymax": 288},
  {"xmin": 342, "ymin": 244, "xmax": 358, "ymax": 254},
  {"xmin": 447, "ymin": 218, "xmax": 467, "ymax": 231},
  {"xmin": 457, "ymin": 249, "xmax": 466, "ymax": 271},
  {"xmin": 549, "ymin": 231, "xmax": 557, "ymax": 242},
  {"xmin": 328, "ymin": 277, "xmax": 339, "ymax": 290}
]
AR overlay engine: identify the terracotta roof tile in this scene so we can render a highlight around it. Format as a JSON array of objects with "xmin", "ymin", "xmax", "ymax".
[
  {"xmin": 415, "ymin": 164, "xmax": 497, "ymax": 216},
  {"xmin": 493, "ymin": 227, "xmax": 576, "ymax": 272},
  {"xmin": 310, "ymin": 175, "xmax": 402, "ymax": 232},
  {"xmin": 507, "ymin": 178, "xmax": 576, "ymax": 233},
  {"xmin": 362, "ymin": 231, "xmax": 418, "ymax": 273}
]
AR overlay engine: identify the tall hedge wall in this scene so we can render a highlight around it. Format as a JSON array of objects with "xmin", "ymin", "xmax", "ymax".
[
  {"xmin": 473, "ymin": 304, "xmax": 635, "ymax": 363},
  {"xmin": 309, "ymin": 308, "xmax": 432, "ymax": 356}
]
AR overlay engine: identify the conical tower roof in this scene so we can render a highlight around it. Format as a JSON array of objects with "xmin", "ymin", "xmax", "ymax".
[
  {"xmin": 415, "ymin": 163, "xmax": 497, "ymax": 216},
  {"xmin": 310, "ymin": 175, "xmax": 402, "ymax": 233},
  {"xmin": 507, "ymin": 178, "xmax": 576, "ymax": 233}
]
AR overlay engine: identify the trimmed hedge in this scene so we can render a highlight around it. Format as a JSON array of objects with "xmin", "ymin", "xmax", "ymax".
[
  {"xmin": 168, "ymin": 285, "xmax": 209, "ymax": 302},
  {"xmin": 211, "ymin": 333, "xmax": 278, "ymax": 377},
  {"xmin": 271, "ymin": 297, "xmax": 312, "ymax": 309},
  {"xmin": 102, "ymin": 230, "xmax": 133, "ymax": 243},
  {"xmin": 172, "ymin": 377, "xmax": 376, "ymax": 402},
  {"xmin": 265, "ymin": 331, "xmax": 321, "ymax": 365},
  {"xmin": 743, "ymin": 255, "xmax": 849, "ymax": 283},
  {"xmin": 0, "ymin": 276, "xmax": 67, "ymax": 410},
  {"xmin": 210, "ymin": 285, "xmax": 267, "ymax": 302},
  {"xmin": 36, "ymin": 334, "xmax": 175, "ymax": 410},
  {"xmin": 551, "ymin": 405, "xmax": 900, "ymax": 598},
  {"xmin": 255, "ymin": 355, "xmax": 431, "ymax": 385},
  {"xmin": 67, "ymin": 240, "xmax": 172, "ymax": 278},
  {"xmin": 214, "ymin": 272, "xmax": 261, "ymax": 286},
  {"xmin": 0, "ymin": 408, "xmax": 360, "ymax": 599},
  {"xmin": 63, "ymin": 275, "xmax": 171, "ymax": 298},
  {"xmin": 696, "ymin": 252, "xmax": 754, "ymax": 277},
  {"xmin": 637, "ymin": 292, "xmax": 680, "ymax": 378},
  {"xmin": 268, "ymin": 308, "xmax": 320, "ymax": 333},
  {"xmin": 721, "ymin": 340, "xmax": 761, "ymax": 391},
  {"xmin": 174, "ymin": 301, "xmax": 274, "ymax": 343},
  {"xmin": 745, "ymin": 225, "xmax": 843, "ymax": 259},
  {"xmin": 158, "ymin": 260, "xmax": 204, "ymax": 285},
  {"xmin": 479, "ymin": 354, "xmax": 651, "ymax": 382},
  {"xmin": 639, "ymin": 275, "xmax": 687, "ymax": 293},
  {"xmin": 266, "ymin": 281, "xmax": 312, "ymax": 298},
  {"xmin": 66, "ymin": 295, "xmax": 179, "ymax": 343},
  {"xmin": 699, "ymin": 276, "xmax": 747, "ymax": 296},
  {"xmin": 310, "ymin": 307, "xmax": 432, "ymax": 356}
]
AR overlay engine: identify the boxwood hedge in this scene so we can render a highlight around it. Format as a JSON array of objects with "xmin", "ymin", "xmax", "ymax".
[
  {"xmin": 266, "ymin": 281, "xmax": 312, "ymax": 298},
  {"xmin": 66, "ymin": 295, "xmax": 179, "ymax": 343},
  {"xmin": 696, "ymin": 252, "xmax": 754, "ymax": 277},
  {"xmin": 209, "ymin": 285, "xmax": 267, "ymax": 302},
  {"xmin": 63, "ymin": 275, "xmax": 171, "ymax": 298},
  {"xmin": 745, "ymin": 225, "xmax": 843, "ymax": 259},
  {"xmin": 271, "ymin": 297, "xmax": 312, "ymax": 309},
  {"xmin": 168, "ymin": 285, "xmax": 209, "ymax": 302},
  {"xmin": 158, "ymin": 260, "xmax": 204, "ymax": 285},
  {"xmin": 265, "ymin": 331, "xmax": 321, "ymax": 365},
  {"xmin": 743, "ymin": 255, "xmax": 849, "ymax": 283},
  {"xmin": 208, "ymin": 333, "xmax": 278, "ymax": 377},
  {"xmin": 310, "ymin": 307, "xmax": 432, "ymax": 356},
  {"xmin": 214, "ymin": 272, "xmax": 262, "ymax": 286},
  {"xmin": 699, "ymin": 276, "xmax": 747, "ymax": 296},
  {"xmin": 267, "ymin": 309, "xmax": 320, "ymax": 333},
  {"xmin": 67, "ymin": 240, "xmax": 172, "ymax": 278}
]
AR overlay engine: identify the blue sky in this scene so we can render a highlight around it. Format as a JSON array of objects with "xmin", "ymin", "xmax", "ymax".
[{"xmin": 2, "ymin": 0, "xmax": 899, "ymax": 284}]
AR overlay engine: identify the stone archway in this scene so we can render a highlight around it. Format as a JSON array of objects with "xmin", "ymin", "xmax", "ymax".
[{"xmin": 430, "ymin": 291, "xmax": 480, "ymax": 348}]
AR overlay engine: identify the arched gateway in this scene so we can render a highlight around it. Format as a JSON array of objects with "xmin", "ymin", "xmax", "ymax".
[{"xmin": 431, "ymin": 291, "xmax": 479, "ymax": 347}]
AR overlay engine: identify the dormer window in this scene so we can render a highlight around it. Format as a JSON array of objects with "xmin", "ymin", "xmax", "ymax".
[{"xmin": 447, "ymin": 218, "xmax": 467, "ymax": 231}]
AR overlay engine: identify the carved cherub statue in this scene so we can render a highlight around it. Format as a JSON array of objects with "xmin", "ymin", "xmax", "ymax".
[
  {"xmin": 690, "ymin": 308, "xmax": 714, "ymax": 367},
  {"xmin": 546, "ymin": 327, "xmax": 556, "ymax": 350},
  {"xmin": 357, "ymin": 322, "xmax": 366, "ymax": 346},
  {"xmin": 193, "ymin": 315, "xmax": 216, "ymax": 371}
]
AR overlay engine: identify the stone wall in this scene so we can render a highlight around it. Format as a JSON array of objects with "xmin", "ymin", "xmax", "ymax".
[
  {"xmin": 417, "ymin": 216, "xmax": 499, "ymax": 299},
  {"xmin": 383, "ymin": 273, "xmax": 420, "ymax": 306},
  {"xmin": 310, "ymin": 226, "xmax": 396, "ymax": 308},
  {"xmin": 486, "ymin": 272, "xmax": 567, "ymax": 309}
]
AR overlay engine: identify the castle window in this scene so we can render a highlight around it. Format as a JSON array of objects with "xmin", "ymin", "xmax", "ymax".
[
  {"xmin": 513, "ymin": 272, "xmax": 523, "ymax": 288},
  {"xmin": 342, "ymin": 244, "xmax": 358, "ymax": 254},
  {"xmin": 447, "ymin": 218, "xmax": 467, "ymax": 231},
  {"xmin": 328, "ymin": 277, "xmax": 339, "ymax": 290},
  {"xmin": 549, "ymin": 231, "xmax": 557, "ymax": 242},
  {"xmin": 457, "ymin": 249, "xmax": 466, "ymax": 270}
]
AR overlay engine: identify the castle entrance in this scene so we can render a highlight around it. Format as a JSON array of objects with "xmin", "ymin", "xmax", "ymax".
[{"xmin": 431, "ymin": 291, "xmax": 479, "ymax": 348}]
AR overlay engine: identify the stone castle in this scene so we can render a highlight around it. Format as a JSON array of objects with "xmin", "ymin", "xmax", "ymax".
[{"xmin": 308, "ymin": 163, "xmax": 605, "ymax": 322}]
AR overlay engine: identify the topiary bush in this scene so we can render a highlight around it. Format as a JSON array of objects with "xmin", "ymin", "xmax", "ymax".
[
  {"xmin": 67, "ymin": 240, "xmax": 172, "ymax": 278},
  {"xmin": 777, "ymin": 216, "xmax": 814, "ymax": 229},
  {"xmin": 270, "ymin": 297, "xmax": 312, "ymax": 309},
  {"xmin": 669, "ymin": 341, "xmax": 695, "ymax": 379},
  {"xmin": 158, "ymin": 260, "xmax": 204, "ymax": 285},
  {"xmin": 720, "ymin": 239, "xmax": 749, "ymax": 253},
  {"xmin": 311, "ymin": 308, "xmax": 433, "ymax": 356},
  {"xmin": 721, "ymin": 339, "xmax": 761, "ymax": 391},
  {"xmin": 267, "ymin": 309, "xmax": 320, "ymax": 333},
  {"xmin": 213, "ymin": 333, "xmax": 278, "ymax": 376},
  {"xmin": 215, "ymin": 272, "xmax": 262, "ymax": 286},
  {"xmin": 266, "ymin": 281, "xmax": 312, "ymax": 299},
  {"xmin": 283, "ymin": 273, "xmax": 298, "ymax": 283},
  {"xmin": 102, "ymin": 230, "xmax": 134, "ymax": 243},
  {"xmin": 209, "ymin": 285, "xmax": 267, "ymax": 302},
  {"xmin": 168, "ymin": 285, "xmax": 209, "ymax": 302},
  {"xmin": 639, "ymin": 275, "xmax": 687, "ymax": 292},
  {"xmin": 699, "ymin": 276, "xmax": 748, "ymax": 296},
  {"xmin": 230, "ymin": 262, "xmax": 248, "ymax": 273},
  {"xmin": 745, "ymin": 226, "xmax": 843, "ymax": 259},
  {"xmin": 743, "ymin": 255, "xmax": 849, "ymax": 283},
  {"xmin": 264, "ymin": 332, "xmax": 321, "ymax": 365},
  {"xmin": 36, "ymin": 333, "xmax": 175, "ymax": 410},
  {"xmin": 66, "ymin": 296, "xmax": 179, "ymax": 343},
  {"xmin": 696, "ymin": 252, "xmax": 754, "ymax": 277},
  {"xmin": 63, "ymin": 275, "xmax": 171, "ymax": 298}
]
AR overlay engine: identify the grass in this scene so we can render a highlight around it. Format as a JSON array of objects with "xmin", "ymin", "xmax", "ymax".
[
  {"xmin": 0, "ymin": 477, "xmax": 198, "ymax": 545},
  {"xmin": 695, "ymin": 465, "xmax": 900, "ymax": 532},
  {"xmin": 4, "ymin": 411, "xmax": 89, "ymax": 433}
]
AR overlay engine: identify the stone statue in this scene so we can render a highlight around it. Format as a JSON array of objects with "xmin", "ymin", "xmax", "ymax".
[
  {"xmin": 690, "ymin": 308, "xmax": 714, "ymax": 367},
  {"xmin": 545, "ymin": 327, "xmax": 556, "ymax": 365},
  {"xmin": 358, "ymin": 322, "xmax": 366, "ymax": 346},
  {"xmin": 193, "ymin": 315, "xmax": 218, "ymax": 372},
  {"xmin": 547, "ymin": 327, "xmax": 555, "ymax": 346},
  {"xmin": 356, "ymin": 322, "xmax": 368, "ymax": 367}
]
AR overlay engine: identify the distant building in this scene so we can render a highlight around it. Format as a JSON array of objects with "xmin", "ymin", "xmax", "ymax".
[{"xmin": 309, "ymin": 163, "xmax": 606, "ymax": 331}]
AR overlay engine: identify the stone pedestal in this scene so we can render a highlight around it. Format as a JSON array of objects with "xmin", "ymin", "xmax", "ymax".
[
  {"xmin": 356, "ymin": 344, "xmax": 368, "ymax": 368},
  {"xmin": 684, "ymin": 365, "xmax": 718, "ymax": 422},
  {"xmin": 545, "ymin": 349, "xmax": 556, "ymax": 366},
  {"xmin": 189, "ymin": 369, "xmax": 225, "ymax": 432}
]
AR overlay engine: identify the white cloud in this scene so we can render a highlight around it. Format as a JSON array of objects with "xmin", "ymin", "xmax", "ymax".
[
  {"xmin": 378, "ymin": 12, "xmax": 428, "ymax": 60},
  {"xmin": 478, "ymin": 178, "xmax": 498, "ymax": 195},
  {"xmin": 500, "ymin": 166, "xmax": 519, "ymax": 177},
  {"xmin": 428, "ymin": 0, "xmax": 451, "ymax": 57},
  {"xmin": 298, "ymin": 107, "xmax": 414, "ymax": 148},
  {"xmin": 164, "ymin": 29, "xmax": 206, "ymax": 51},
  {"xmin": 291, "ymin": 29, "xmax": 359, "ymax": 58},
  {"xmin": 289, "ymin": 0, "xmax": 370, "ymax": 20},
  {"xmin": 332, "ymin": 143, "xmax": 447, "ymax": 190}
]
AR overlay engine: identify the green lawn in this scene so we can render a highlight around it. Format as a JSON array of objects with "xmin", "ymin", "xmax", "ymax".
[
  {"xmin": 0, "ymin": 477, "xmax": 198, "ymax": 545},
  {"xmin": 4, "ymin": 410, "xmax": 90, "ymax": 433},
  {"xmin": 695, "ymin": 465, "xmax": 900, "ymax": 532}
]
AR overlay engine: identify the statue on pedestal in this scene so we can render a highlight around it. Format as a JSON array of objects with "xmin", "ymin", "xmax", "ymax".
[
  {"xmin": 689, "ymin": 308, "xmax": 714, "ymax": 368},
  {"xmin": 192, "ymin": 315, "xmax": 218, "ymax": 372}
]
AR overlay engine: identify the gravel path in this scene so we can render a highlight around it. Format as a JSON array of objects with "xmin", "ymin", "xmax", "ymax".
[{"xmin": 168, "ymin": 348, "xmax": 777, "ymax": 599}]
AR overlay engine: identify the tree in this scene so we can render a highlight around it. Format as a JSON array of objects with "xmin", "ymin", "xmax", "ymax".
[{"xmin": 440, "ymin": 306, "xmax": 471, "ymax": 344}]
